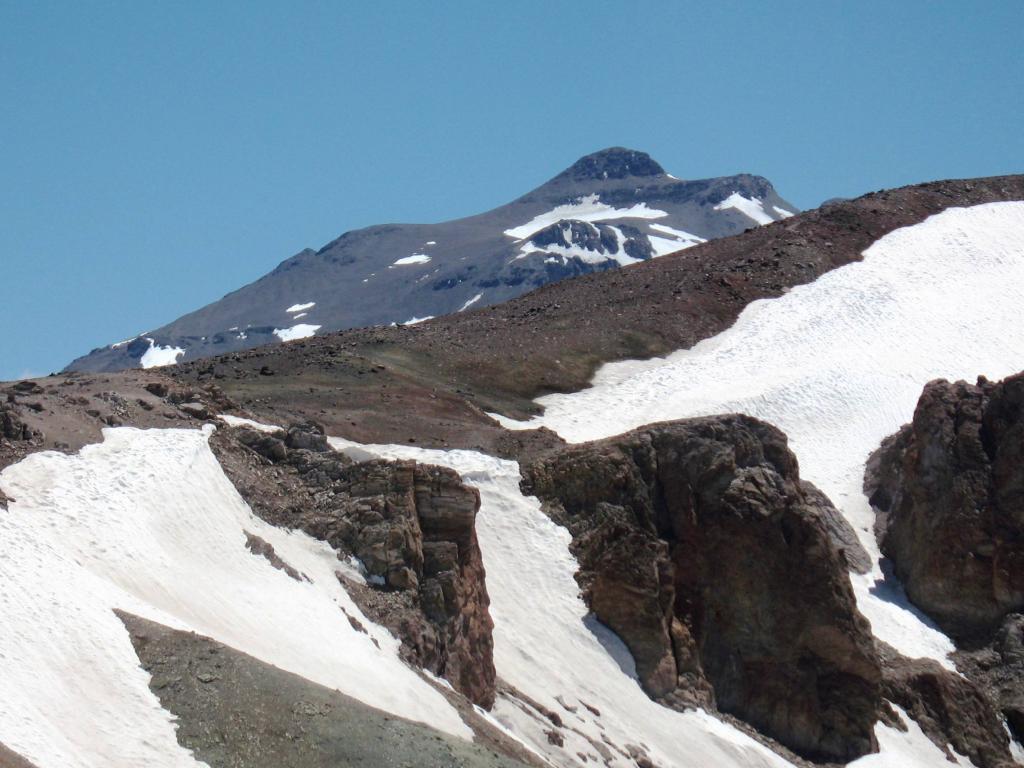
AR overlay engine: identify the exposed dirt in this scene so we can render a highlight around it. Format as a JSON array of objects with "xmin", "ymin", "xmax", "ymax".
[
  {"xmin": 118, "ymin": 611, "xmax": 536, "ymax": 768},
  {"xmin": 0, "ymin": 744, "xmax": 37, "ymax": 768}
]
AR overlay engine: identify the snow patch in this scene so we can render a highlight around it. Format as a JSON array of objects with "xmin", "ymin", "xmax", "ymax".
[
  {"xmin": 504, "ymin": 194, "xmax": 668, "ymax": 240},
  {"xmin": 402, "ymin": 316, "xmax": 434, "ymax": 325},
  {"xmin": 286, "ymin": 302, "xmax": 315, "ymax": 313},
  {"xmin": 0, "ymin": 426, "xmax": 470, "ymax": 767},
  {"xmin": 139, "ymin": 339, "xmax": 184, "ymax": 369},
  {"xmin": 496, "ymin": 202, "xmax": 1024, "ymax": 666},
  {"xmin": 273, "ymin": 324, "xmax": 321, "ymax": 342},
  {"xmin": 773, "ymin": 205, "xmax": 796, "ymax": 219},
  {"xmin": 713, "ymin": 192, "xmax": 776, "ymax": 225},
  {"xmin": 848, "ymin": 705, "xmax": 974, "ymax": 767},
  {"xmin": 392, "ymin": 254, "xmax": 432, "ymax": 266},
  {"xmin": 458, "ymin": 293, "xmax": 483, "ymax": 312},
  {"xmin": 217, "ymin": 415, "xmax": 282, "ymax": 433}
]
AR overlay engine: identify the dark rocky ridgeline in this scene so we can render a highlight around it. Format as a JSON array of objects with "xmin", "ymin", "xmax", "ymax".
[
  {"xmin": 866, "ymin": 371, "xmax": 1024, "ymax": 755},
  {"xmin": 118, "ymin": 612, "xmax": 536, "ymax": 768},
  {"xmin": 209, "ymin": 422, "xmax": 496, "ymax": 708},
  {"xmin": 520, "ymin": 415, "xmax": 882, "ymax": 763}
]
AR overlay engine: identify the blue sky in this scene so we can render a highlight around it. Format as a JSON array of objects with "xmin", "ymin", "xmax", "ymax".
[{"xmin": 2, "ymin": 1, "xmax": 1022, "ymax": 380}]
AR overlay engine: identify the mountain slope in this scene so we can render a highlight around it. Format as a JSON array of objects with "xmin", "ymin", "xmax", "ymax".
[
  {"xmin": 65, "ymin": 148, "xmax": 796, "ymax": 372},
  {"xmin": 3, "ymin": 174, "xmax": 1024, "ymax": 768}
]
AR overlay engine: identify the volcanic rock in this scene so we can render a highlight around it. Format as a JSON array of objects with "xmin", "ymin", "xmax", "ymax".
[
  {"xmin": 866, "ymin": 372, "xmax": 1024, "ymax": 643},
  {"xmin": 211, "ymin": 423, "xmax": 495, "ymax": 707},
  {"xmin": 521, "ymin": 415, "xmax": 882, "ymax": 762}
]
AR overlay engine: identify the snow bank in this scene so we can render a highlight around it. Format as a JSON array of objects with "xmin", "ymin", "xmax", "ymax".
[
  {"xmin": 713, "ymin": 192, "xmax": 776, "ymax": 225},
  {"xmin": 328, "ymin": 437, "xmax": 795, "ymax": 768},
  {"xmin": 504, "ymin": 194, "xmax": 667, "ymax": 239},
  {"xmin": 273, "ymin": 323, "xmax": 320, "ymax": 342},
  {"xmin": 0, "ymin": 426, "xmax": 470, "ymax": 768},
  {"xmin": 392, "ymin": 254, "xmax": 432, "ymax": 266},
  {"xmin": 139, "ymin": 339, "xmax": 184, "ymax": 369},
  {"xmin": 402, "ymin": 315, "xmax": 434, "ymax": 325},
  {"xmin": 494, "ymin": 201, "xmax": 1024, "ymax": 667},
  {"xmin": 286, "ymin": 301, "xmax": 315, "ymax": 313}
]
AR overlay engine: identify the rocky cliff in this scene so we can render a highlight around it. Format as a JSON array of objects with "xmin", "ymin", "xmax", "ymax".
[
  {"xmin": 521, "ymin": 415, "xmax": 882, "ymax": 762},
  {"xmin": 866, "ymin": 372, "xmax": 1024, "ymax": 643},
  {"xmin": 210, "ymin": 422, "xmax": 496, "ymax": 708}
]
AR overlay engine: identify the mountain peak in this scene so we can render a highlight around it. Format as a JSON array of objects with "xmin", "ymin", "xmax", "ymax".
[{"xmin": 557, "ymin": 147, "xmax": 666, "ymax": 182}]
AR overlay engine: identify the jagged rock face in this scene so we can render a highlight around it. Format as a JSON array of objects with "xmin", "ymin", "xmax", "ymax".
[
  {"xmin": 210, "ymin": 424, "xmax": 495, "ymax": 708},
  {"xmin": 521, "ymin": 416, "xmax": 882, "ymax": 762},
  {"xmin": 867, "ymin": 373, "xmax": 1024, "ymax": 642},
  {"xmin": 956, "ymin": 613, "xmax": 1024, "ymax": 745}
]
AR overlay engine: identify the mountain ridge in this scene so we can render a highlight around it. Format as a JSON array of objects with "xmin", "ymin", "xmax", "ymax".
[{"xmin": 65, "ymin": 147, "xmax": 796, "ymax": 373}]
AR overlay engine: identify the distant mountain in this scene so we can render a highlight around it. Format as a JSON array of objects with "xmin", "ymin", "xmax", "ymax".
[{"xmin": 65, "ymin": 147, "xmax": 797, "ymax": 372}]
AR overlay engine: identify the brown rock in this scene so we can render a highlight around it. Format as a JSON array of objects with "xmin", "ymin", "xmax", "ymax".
[
  {"xmin": 867, "ymin": 372, "xmax": 1024, "ymax": 643},
  {"xmin": 879, "ymin": 642, "xmax": 1013, "ymax": 768},
  {"xmin": 211, "ymin": 423, "xmax": 496, "ymax": 708},
  {"xmin": 522, "ymin": 415, "xmax": 882, "ymax": 762}
]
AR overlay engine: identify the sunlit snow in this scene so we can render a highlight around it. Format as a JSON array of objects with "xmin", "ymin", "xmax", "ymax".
[
  {"xmin": 273, "ymin": 323, "xmax": 321, "ymax": 342},
  {"xmin": 504, "ymin": 194, "xmax": 668, "ymax": 239},
  {"xmin": 0, "ymin": 426, "xmax": 470, "ymax": 768},
  {"xmin": 495, "ymin": 202, "xmax": 1024, "ymax": 666},
  {"xmin": 713, "ymin": 192, "xmax": 777, "ymax": 225},
  {"xmin": 392, "ymin": 254, "xmax": 432, "ymax": 266},
  {"xmin": 139, "ymin": 339, "xmax": 184, "ymax": 369},
  {"xmin": 286, "ymin": 301, "xmax": 315, "ymax": 313},
  {"xmin": 402, "ymin": 315, "xmax": 434, "ymax": 325}
]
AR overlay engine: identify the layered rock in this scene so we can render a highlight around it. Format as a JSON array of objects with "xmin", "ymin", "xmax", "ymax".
[
  {"xmin": 521, "ymin": 415, "xmax": 882, "ymax": 762},
  {"xmin": 210, "ymin": 422, "xmax": 495, "ymax": 707},
  {"xmin": 866, "ymin": 372, "xmax": 1024, "ymax": 643}
]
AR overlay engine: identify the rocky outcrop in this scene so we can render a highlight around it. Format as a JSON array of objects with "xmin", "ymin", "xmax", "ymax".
[
  {"xmin": 878, "ymin": 643, "xmax": 1014, "ymax": 768},
  {"xmin": 956, "ymin": 613, "xmax": 1024, "ymax": 746},
  {"xmin": 866, "ymin": 373, "xmax": 1024, "ymax": 643},
  {"xmin": 210, "ymin": 423, "xmax": 495, "ymax": 708},
  {"xmin": 521, "ymin": 415, "xmax": 882, "ymax": 762}
]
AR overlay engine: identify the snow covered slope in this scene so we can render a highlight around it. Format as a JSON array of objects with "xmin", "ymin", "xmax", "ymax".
[
  {"xmin": 494, "ymin": 201, "xmax": 1024, "ymax": 666},
  {"xmin": 65, "ymin": 148, "xmax": 795, "ymax": 373},
  {"xmin": 327, "ymin": 437, "xmax": 973, "ymax": 768},
  {"xmin": 0, "ymin": 426, "xmax": 469, "ymax": 767}
]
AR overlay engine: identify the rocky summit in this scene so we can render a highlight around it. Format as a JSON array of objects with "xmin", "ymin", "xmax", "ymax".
[{"xmin": 64, "ymin": 147, "xmax": 796, "ymax": 373}]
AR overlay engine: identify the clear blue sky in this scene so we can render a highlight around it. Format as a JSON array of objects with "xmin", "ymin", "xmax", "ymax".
[{"xmin": 2, "ymin": 1, "xmax": 1022, "ymax": 380}]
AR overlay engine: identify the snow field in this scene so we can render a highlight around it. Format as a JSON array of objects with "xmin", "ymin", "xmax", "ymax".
[
  {"xmin": 0, "ymin": 426, "xmax": 471, "ymax": 768},
  {"xmin": 493, "ymin": 201, "xmax": 1024, "ymax": 669}
]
